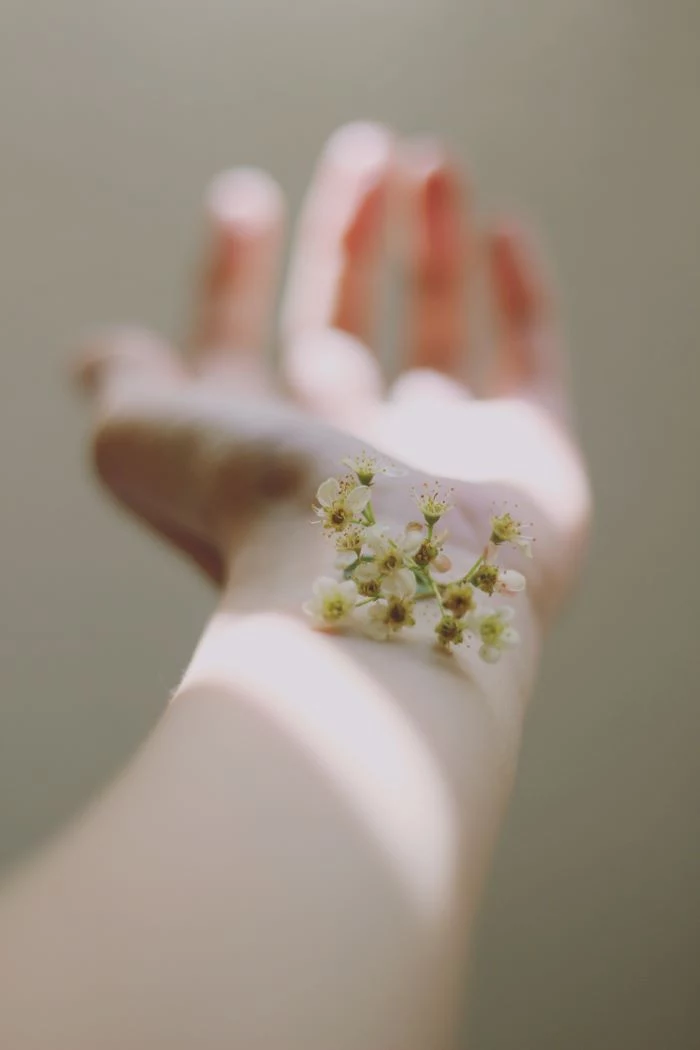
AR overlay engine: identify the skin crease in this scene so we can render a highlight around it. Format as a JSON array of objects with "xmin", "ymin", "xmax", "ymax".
[{"xmin": 0, "ymin": 123, "xmax": 591, "ymax": 1050}]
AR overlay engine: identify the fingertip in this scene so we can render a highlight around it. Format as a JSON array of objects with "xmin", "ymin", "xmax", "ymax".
[
  {"xmin": 322, "ymin": 121, "xmax": 394, "ymax": 177},
  {"xmin": 206, "ymin": 167, "xmax": 285, "ymax": 235},
  {"xmin": 400, "ymin": 138, "xmax": 465, "ymax": 195},
  {"xmin": 282, "ymin": 121, "xmax": 394, "ymax": 347},
  {"xmin": 195, "ymin": 168, "xmax": 285, "ymax": 357}
]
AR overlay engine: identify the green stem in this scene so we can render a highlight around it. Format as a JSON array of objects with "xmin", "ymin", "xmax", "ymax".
[
  {"xmin": 464, "ymin": 554, "xmax": 484, "ymax": 583},
  {"xmin": 362, "ymin": 500, "xmax": 376, "ymax": 526},
  {"xmin": 425, "ymin": 568, "xmax": 445, "ymax": 614}
]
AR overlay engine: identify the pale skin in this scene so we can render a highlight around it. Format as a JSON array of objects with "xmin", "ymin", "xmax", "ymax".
[{"xmin": 0, "ymin": 123, "xmax": 591, "ymax": 1049}]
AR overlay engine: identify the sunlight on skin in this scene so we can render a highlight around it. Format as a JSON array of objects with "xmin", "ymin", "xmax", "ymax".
[
  {"xmin": 373, "ymin": 395, "xmax": 589, "ymax": 535},
  {"xmin": 179, "ymin": 612, "xmax": 459, "ymax": 919}
]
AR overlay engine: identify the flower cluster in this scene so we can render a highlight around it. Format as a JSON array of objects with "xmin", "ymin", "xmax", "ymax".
[{"xmin": 303, "ymin": 454, "xmax": 532, "ymax": 663}]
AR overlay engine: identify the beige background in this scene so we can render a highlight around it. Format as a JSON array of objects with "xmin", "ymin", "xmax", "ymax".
[{"xmin": 1, "ymin": 1, "xmax": 698, "ymax": 1046}]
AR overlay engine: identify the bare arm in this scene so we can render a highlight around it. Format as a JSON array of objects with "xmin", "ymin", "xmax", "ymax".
[
  {"xmin": 0, "ymin": 526, "xmax": 539, "ymax": 1050},
  {"xmin": 0, "ymin": 123, "xmax": 589, "ymax": 1049}
]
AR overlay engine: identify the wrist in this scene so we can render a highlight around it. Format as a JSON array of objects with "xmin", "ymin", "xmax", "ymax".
[{"xmin": 222, "ymin": 507, "xmax": 328, "ymax": 614}]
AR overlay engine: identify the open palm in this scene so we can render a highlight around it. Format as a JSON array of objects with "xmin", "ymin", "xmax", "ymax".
[{"xmin": 79, "ymin": 123, "xmax": 590, "ymax": 622}]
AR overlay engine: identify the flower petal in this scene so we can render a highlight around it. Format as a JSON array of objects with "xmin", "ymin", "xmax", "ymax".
[
  {"xmin": 360, "ymin": 602, "xmax": 390, "ymax": 640},
  {"xmin": 346, "ymin": 485, "xmax": 372, "ymax": 514},
  {"xmin": 501, "ymin": 627, "xmax": 520, "ymax": 647},
  {"xmin": 498, "ymin": 569, "xmax": 526, "ymax": 593},
  {"xmin": 400, "ymin": 531, "xmax": 424, "ymax": 556},
  {"xmin": 364, "ymin": 524, "xmax": 390, "ymax": 553},
  {"xmin": 316, "ymin": 477, "xmax": 340, "ymax": 507},
  {"xmin": 338, "ymin": 579, "xmax": 359, "ymax": 602},
  {"xmin": 479, "ymin": 644, "xmax": 501, "ymax": 664},
  {"xmin": 354, "ymin": 561, "xmax": 380, "ymax": 582},
  {"xmin": 384, "ymin": 568, "xmax": 416, "ymax": 600},
  {"xmin": 335, "ymin": 551, "xmax": 358, "ymax": 570}
]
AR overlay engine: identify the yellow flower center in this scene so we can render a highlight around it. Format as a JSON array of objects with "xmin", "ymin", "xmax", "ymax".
[
  {"xmin": 330, "ymin": 507, "xmax": 348, "ymax": 528},
  {"xmin": 490, "ymin": 512, "xmax": 520, "ymax": 545},
  {"xmin": 472, "ymin": 565, "xmax": 499, "ymax": 595},
  {"xmin": 443, "ymin": 583, "xmax": 475, "ymax": 617},
  {"xmin": 480, "ymin": 616, "xmax": 505, "ymax": 646},
  {"xmin": 435, "ymin": 616, "xmax": 464, "ymax": 646},
  {"xmin": 324, "ymin": 597, "xmax": 348, "ymax": 620},
  {"xmin": 414, "ymin": 541, "xmax": 438, "ymax": 567}
]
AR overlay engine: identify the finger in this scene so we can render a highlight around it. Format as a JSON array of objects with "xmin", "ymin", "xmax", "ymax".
[
  {"xmin": 191, "ymin": 168, "xmax": 284, "ymax": 367},
  {"xmin": 484, "ymin": 222, "xmax": 568, "ymax": 415},
  {"xmin": 398, "ymin": 141, "xmax": 471, "ymax": 376},
  {"xmin": 281, "ymin": 121, "xmax": 392, "ymax": 403}
]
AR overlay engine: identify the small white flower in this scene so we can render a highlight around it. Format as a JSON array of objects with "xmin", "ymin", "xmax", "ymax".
[
  {"xmin": 467, "ymin": 605, "xmax": 520, "ymax": 663},
  {"xmin": 303, "ymin": 576, "xmax": 359, "ymax": 629},
  {"xmin": 411, "ymin": 528, "xmax": 448, "ymax": 570},
  {"xmin": 488, "ymin": 512, "xmax": 534, "ymax": 558},
  {"xmin": 414, "ymin": 483, "xmax": 453, "ymax": 526},
  {"xmin": 363, "ymin": 525, "xmax": 422, "ymax": 575},
  {"xmin": 341, "ymin": 453, "xmax": 407, "ymax": 485},
  {"xmin": 313, "ymin": 477, "xmax": 372, "ymax": 531},
  {"xmin": 472, "ymin": 564, "xmax": 527, "ymax": 597},
  {"xmin": 435, "ymin": 614, "xmax": 465, "ymax": 649},
  {"xmin": 442, "ymin": 580, "xmax": 476, "ymax": 618},
  {"xmin": 334, "ymin": 525, "xmax": 365, "ymax": 569},
  {"xmin": 362, "ymin": 569, "xmax": 417, "ymax": 639},
  {"xmin": 352, "ymin": 560, "xmax": 384, "ymax": 597}
]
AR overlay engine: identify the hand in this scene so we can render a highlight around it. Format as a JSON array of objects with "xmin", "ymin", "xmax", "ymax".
[{"xmin": 77, "ymin": 122, "xmax": 590, "ymax": 624}]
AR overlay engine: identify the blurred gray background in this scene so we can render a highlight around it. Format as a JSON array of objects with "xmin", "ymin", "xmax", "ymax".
[{"xmin": 1, "ymin": 0, "xmax": 698, "ymax": 1046}]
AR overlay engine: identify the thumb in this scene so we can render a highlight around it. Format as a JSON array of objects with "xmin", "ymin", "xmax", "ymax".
[
  {"xmin": 73, "ymin": 328, "xmax": 226, "ymax": 583},
  {"xmin": 74, "ymin": 326, "xmax": 185, "ymax": 405}
]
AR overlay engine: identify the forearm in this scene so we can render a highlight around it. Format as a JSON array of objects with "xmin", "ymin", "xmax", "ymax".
[{"xmin": 0, "ymin": 521, "xmax": 541, "ymax": 1050}]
